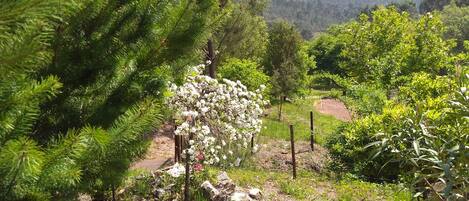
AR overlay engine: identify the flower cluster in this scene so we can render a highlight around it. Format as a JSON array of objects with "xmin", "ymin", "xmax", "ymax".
[{"xmin": 168, "ymin": 64, "xmax": 267, "ymax": 167}]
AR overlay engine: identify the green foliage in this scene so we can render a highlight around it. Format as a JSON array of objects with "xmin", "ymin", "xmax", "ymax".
[
  {"xmin": 369, "ymin": 69, "xmax": 468, "ymax": 199},
  {"xmin": 119, "ymin": 169, "xmax": 212, "ymax": 200},
  {"xmin": 310, "ymin": 73, "xmax": 353, "ymax": 90},
  {"xmin": 306, "ymin": 34, "xmax": 344, "ymax": 76},
  {"xmin": 361, "ymin": 1, "xmax": 419, "ymax": 18},
  {"xmin": 343, "ymin": 84, "xmax": 388, "ymax": 116},
  {"xmin": 36, "ymin": 0, "xmax": 220, "ymax": 138},
  {"xmin": 308, "ymin": 7, "xmax": 452, "ymax": 89},
  {"xmin": 219, "ymin": 58, "xmax": 271, "ymax": 98},
  {"xmin": 440, "ymin": 3, "xmax": 469, "ymax": 52},
  {"xmin": 326, "ymin": 103, "xmax": 411, "ymax": 181},
  {"xmin": 0, "ymin": 1, "xmax": 71, "ymax": 199},
  {"xmin": 0, "ymin": 0, "xmax": 219, "ymax": 200},
  {"xmin": 419, "ymin": 0, "xmax": 469, "ymax": 13},
  {"xmin": 213, "ymin": 0, "xmax": 269, "ymax": 64},
  {"xmin": 326, "ymin": 71, "xmax": 466, "ymax": 196},
  {"xmin": 264, "ymin": 20, "xmax": 309, "ymax": 99}
]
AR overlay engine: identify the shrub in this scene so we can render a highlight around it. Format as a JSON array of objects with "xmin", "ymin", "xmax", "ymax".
[
  {"xmin": 219, "ymin": 58, "xmax": 271, "ymax": 99},
  {"xmin": 327, "ymin": 71, "xmax": 467, "ymax": 199},
  {"xmin": 369, "ymin": 70, "xmax": 468, "ymax": 200},
  {"xmin": 168, "ymin": 65, "xmax": 267, "ymax": 168},
  {"xmin": 326, "ymin": 103, "xmax": 411, "ymax": 181},
  {"xmin": 344, "ymin": 84, "xmax": 388, "ymax": 116}
]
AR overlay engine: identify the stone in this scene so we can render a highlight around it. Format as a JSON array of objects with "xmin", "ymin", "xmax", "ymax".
[
  {"xmin": 248, "ymin": 188, "xmax": 262, "ymax": 200},
  {"xmin": 230, "ymin": 192, "xmax": 251, "ymax": 201},
  {"xmin": 201, "ymin": 181, "xmax": 221, "ymax": 201},
  {"xmin": 77, "ymin": 193, "xmax": 92, "ymax": 201},
  {"xmin": 216, "ymin": 171, "xmax": 236, "ymax": 195},
  {"xmin": 217, "ymin": 171, "xmax": 231, "ymax": 182}
]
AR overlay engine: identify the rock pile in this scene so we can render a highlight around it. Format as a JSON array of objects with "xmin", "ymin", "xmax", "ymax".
[{"xmin": 201, "ymin": 172, "xmax": 262, "ymax": 201}]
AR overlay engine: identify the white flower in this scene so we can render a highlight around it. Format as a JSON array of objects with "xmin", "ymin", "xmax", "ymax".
[
  {"xmin": 234, "ymin": 158, "xmax": 241, "ymax": 167},
  {"xmin": 259, "ymin": 84, "xmax": 266, "ymax": 90},
  {"xmin": 253, "ymin": 144, "xmax": 259, "ymax": 152},
  {"xmin": 167, "ymin": 163, "xmax": 185, "ymax": 178},
  {"xmin": 168, "ymin": 64, "xmax": 266, "ymax": 166}
]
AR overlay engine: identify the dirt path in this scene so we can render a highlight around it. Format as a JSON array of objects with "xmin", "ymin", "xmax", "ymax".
[
  {"xmin": 131, "ymin": 124, "xmax": 174, "ymax": 170},
  {"xmin": 250, "ymin": 139, "xmax": 337, "ymax": 200},
  {"xmin": 254, "ymin": 140, "xmax": 330, "ymax": 173},
  {"xmin": 314, "ymin": 98, "xmax": 352, "ymax": 122}
]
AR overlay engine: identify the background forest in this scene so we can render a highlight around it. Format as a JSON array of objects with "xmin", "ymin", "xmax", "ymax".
[{"xmin": 0, "ymin": 0, "xmax": 467, "ymax": 200}]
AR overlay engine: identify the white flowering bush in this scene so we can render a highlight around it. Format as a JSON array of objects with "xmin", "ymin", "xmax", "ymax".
[{"xmin": 168, "ymin": 64, "xmax": 267, "ymax": 167}]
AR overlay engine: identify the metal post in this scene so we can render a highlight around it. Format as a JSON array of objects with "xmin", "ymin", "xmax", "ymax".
[
  {"xmin": 290, "ymin": 125, "xmax": 297, "ymax": 179},
  {"xmin": 310, "ymin": 111, "xmax": 314, "ymax": 151}
]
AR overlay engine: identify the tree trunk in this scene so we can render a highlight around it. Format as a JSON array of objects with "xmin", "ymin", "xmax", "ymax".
[
  {"xmin": 278, "ymin": 96, "xmax": 284, "ymax": 121},
  {"xmin": 112, "ymin": 185, "xmax": 116, "ymax": 201},
  {"xmin": 206, "ymin": 39, "xmax": 216, "ymax": 78}
]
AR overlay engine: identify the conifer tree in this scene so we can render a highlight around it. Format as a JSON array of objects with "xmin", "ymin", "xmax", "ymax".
[
  {"xmin": 36, "ymin": 0, "xmax": 219, "ymax": 139},
  {"xmin": 0, "ymin": 0, "xmax": 78, "ymax": 199},
  {"xmin": 0, "ymin": 0, "xmax": 220, "ymax": 200}
]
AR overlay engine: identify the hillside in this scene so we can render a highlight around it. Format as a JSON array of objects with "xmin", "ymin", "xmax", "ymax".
[{"xmin": 264, "ymin": 0, "xmax": 422, "ymax": 38}]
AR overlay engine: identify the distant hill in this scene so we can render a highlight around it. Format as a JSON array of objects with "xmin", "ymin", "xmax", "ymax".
[{"xmin": 264, "ymin": 0, "xmax": 422, "ymax": 38}]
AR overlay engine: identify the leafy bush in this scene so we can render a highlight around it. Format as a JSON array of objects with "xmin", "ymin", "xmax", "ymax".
[
  {"xmin": 219, "ymin": 58, "xmax": 272, "ymax": 99},
  {"xmin": 370, "ymin": 70, "xmax": 468, "ymax": 200},
  {"xmin": 344, "ymin": 84, "xmax": 388, "ymax": 116},
  {"xmin": 326, "ymin": 103, "xmax": 411, "ymax": 181},
  {"xmin": 327, "ymin": 71, "xmax": 468, "ymax": 199}
]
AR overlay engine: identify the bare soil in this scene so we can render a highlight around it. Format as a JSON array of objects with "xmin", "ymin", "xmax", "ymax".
[
  {"xmin": 131, "ymin": 124, "xmax": 175, "ymax": 170},
  {"xmin": 253, "ymin": 139, "xmax": 330, "ymax": 173},
  {"xmin": 314, "ymin": 99, "xmax": 352, "ymax": 122}
]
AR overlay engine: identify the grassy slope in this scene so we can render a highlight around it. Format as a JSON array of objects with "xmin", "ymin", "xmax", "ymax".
[
  {"xmin": 220, "ymin": 168, "xmax": 410, "ymax": 201},
  {"xmin": 260, "ymin": 90, "xmax": 343, "ymax": 144},
  {"xmin": 224, "ymin": 90, "xmax": 411, "ymax": 200}
]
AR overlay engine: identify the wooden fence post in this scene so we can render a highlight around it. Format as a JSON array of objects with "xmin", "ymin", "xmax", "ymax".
[
  {"xmin": 178, "ymin": 135, "xmax": 183, "ymax": 162},
  {"xmin": 250, "ymin": 134, "xmax": 254, "ymax": 154},
  {"xmin": 174, "ymin": 121, "xmax": 179, "ymax": 163},
  {"xmin": 290, "ymin": 125, "xmax": 297, "ymax": 179},
  {"xmin": 310, "ymin": 111, "xmax": 314, "ymax": 151},
  {"xmin": 184, "ymin": 121, "xmax": 194, "ymax": 201}
]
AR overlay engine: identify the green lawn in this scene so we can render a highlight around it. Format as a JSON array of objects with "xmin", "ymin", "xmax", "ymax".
[{"xmin": 260, "ymin": 90, "xmax": 344, "ymax": 145}]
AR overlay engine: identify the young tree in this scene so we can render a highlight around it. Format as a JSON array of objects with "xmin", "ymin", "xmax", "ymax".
[
  {"xmin": 336, "ymin": 8, "xmax": 451, "ymax": 88},
  {"xmin": 264, "ymin": 20, "xmax": 308, "ymax": 120},
  {"xmin": 205, "ymin": 0, "xmax": 269, "ymax": 77},
  {"xmin": 440, "ymin": 3, "xmax": 469, "ymax": 52}
]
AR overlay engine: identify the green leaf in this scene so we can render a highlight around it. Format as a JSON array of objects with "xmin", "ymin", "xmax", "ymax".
[{"xmin": 413, "ymin": 140, "xmax": 420, "ymax": 156}]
